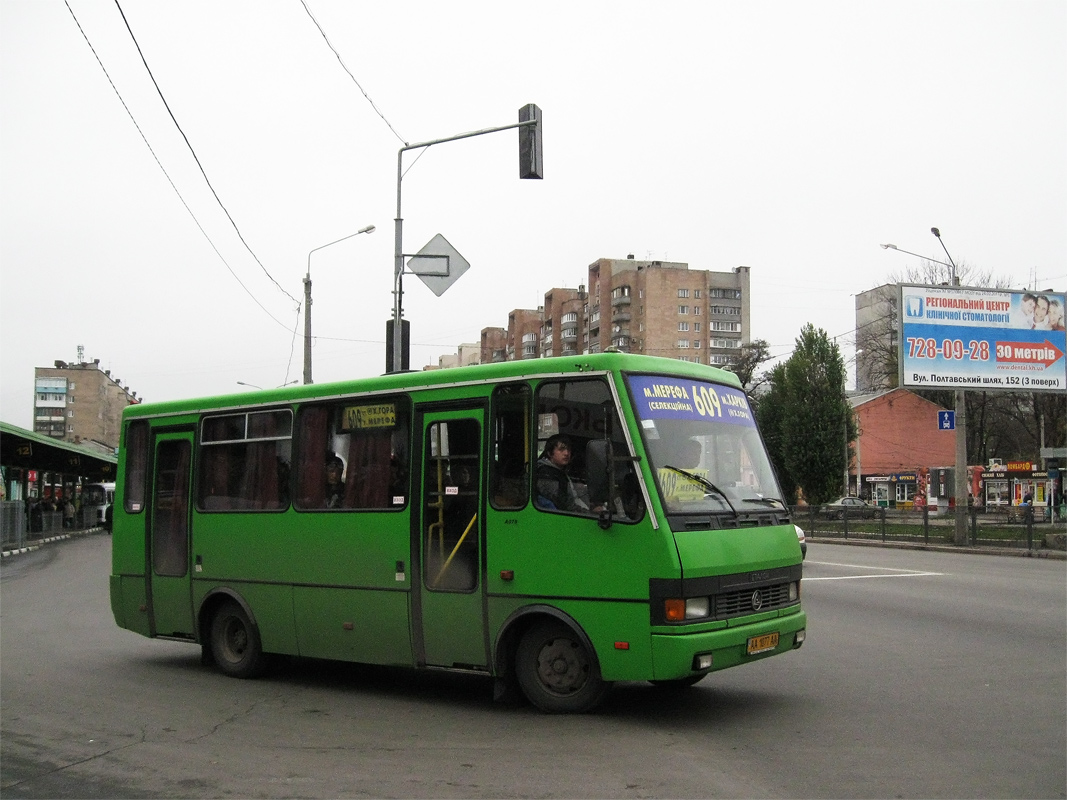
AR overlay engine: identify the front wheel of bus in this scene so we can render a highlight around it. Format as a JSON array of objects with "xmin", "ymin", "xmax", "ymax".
[
  {"xmin": 515, "ymin": 621, "xmax": 610, "ymax": 713},
  {"xmin": 209, "ymin": 602, "xmax": 265, "ymax": 679}
]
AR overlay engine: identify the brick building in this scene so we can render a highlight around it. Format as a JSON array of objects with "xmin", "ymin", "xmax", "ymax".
[
  {"xmin": 34, "ymin": 357, "xmax": 140, "ymax": 453},
  {"xmin": 850, "ymin": 388, "xmax": 955, "ymax": 506}
]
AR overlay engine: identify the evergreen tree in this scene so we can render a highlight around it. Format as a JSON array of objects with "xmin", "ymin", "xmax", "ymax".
[
  {"xmin": 780, "ymin": 324, "xmax": 856, "ymax": 505},
  {"xmin": 754, "ymin": 362, "xmax": 797, "ymax": 504}
]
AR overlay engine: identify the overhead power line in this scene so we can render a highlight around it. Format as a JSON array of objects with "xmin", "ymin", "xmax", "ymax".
[
  {"xmin": 64, "ymin": 0, "xmax": 294, "ymax": 332},
  {"xmin": 299, "ymin": 0, "xmax": 407, "ymax": 146},
  {"xmin": 112, "ymin": 0, "xmax": 300, "ymax": 308}
]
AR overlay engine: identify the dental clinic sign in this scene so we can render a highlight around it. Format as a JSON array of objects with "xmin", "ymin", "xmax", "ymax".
[{"xmin": 898, "ymin": 284, "xmax": 1066, "ymax": 392}]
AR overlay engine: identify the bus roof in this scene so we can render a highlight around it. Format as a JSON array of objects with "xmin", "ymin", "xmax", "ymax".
[{"xmin": 121, "ymin": 352, "xmax": 743, "ymax": 420}]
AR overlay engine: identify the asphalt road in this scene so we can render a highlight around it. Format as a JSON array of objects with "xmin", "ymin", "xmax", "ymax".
[{"xmin": 2, "ymin": 533, "xmax": 1064, "ymax": 799}]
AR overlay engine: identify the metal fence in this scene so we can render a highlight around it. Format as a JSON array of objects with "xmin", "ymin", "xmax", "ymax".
[
  {"xmin": 2, "ymin": 502, "xmax": 72, "ymax": 551},
  {"xmin": 792, "ymin": 503, "xmax": 1066, "ymax": 552}
]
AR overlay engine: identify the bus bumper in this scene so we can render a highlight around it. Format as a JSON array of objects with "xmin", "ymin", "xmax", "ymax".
[{"xmin": 650, "ymin": 609, "xmax": 807, "ymax": 680}]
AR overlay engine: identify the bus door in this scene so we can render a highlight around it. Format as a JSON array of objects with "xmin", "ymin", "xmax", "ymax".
[
  {"xmin": 146, "ymin": 430, "xmax": 195, "ymax": 638},
  {"xmin": 415, "ymin": 408, "xmax": 488, "ymax": 669}
]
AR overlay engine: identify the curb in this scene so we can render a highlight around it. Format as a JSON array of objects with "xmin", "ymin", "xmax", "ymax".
[
  {"xmin": 1, "ymin": 526, "xmax": 106, "ymax": 559},
  {"xmin": 808, "ymin": 535, "xmax": 1067, "ymax": 560}
]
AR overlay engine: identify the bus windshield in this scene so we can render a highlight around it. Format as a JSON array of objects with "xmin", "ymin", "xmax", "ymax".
[{"xmin": 627, "ymin": 374, "xmax": 784, "ymax": 515}]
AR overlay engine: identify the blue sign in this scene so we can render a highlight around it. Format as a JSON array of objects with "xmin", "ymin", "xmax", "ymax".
[
  {"xmin": 938, "ymin": 410, "xmax": 955, "ymax": 430},
  {"xmin": 899, "ymin": 285, "xmax": 1066, "ymax": 393},
  {"xmin": 628, "ymin": 375, "xmax": 756, "ymax": 427}
]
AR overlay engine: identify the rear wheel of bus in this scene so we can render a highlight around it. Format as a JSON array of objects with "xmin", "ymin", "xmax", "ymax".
[
  {"xmin": 209, "ymin": 601, "xmax": 265, "ymax": 679},
  {"xmin": 515, "ymin": 620, "xmax": 610, "ymax": 713}
]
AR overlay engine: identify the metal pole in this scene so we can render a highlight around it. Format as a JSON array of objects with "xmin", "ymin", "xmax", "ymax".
[
  {"xmin": 389, "ymin": 117, "xmax": 539, "ymax": 373},
  {"xmin": 305, "ymin": 226, "xmax": 375, "ymax": 384},
  {"xmin": 303, "ymin": 271, "xmax": 313, "ymax": 385},
  {"xmin": 393, "ymin": 149, "xmax": 405, "ymax": 374},
  {"xmin": 931, "ymin": 227, "xmax": 969, "ymax": 547}
]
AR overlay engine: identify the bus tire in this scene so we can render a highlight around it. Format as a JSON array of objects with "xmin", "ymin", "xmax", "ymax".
[
  {"xmin": 515, "ymin": 620, "xmax": 610, "ymax": 713},
  {"xmin": 209, "ymin": 601, "xmax": 265, "ymax": 679}
]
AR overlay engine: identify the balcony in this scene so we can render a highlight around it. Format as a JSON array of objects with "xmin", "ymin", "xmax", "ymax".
[
  {"xmin": 612, "ymin": 310, "xmax": 631, "ymax": 324},
  {"xmin": 611, "ymin": 294, "xmax": 631, "ymax": 307}
]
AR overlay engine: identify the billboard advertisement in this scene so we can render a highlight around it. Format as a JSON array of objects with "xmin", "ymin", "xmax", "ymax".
[{"xmin": 898, "ymin": 284, "xmax": 1066, "ymax": 392}]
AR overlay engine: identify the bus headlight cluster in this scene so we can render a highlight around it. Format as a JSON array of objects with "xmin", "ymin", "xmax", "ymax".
[
  {"xmin": 789, "ymin": 581, "xmax": 799, "ymax": 602},
  {"xmin": 664, "ymin": 597, "xmax": 710, "ymax": 621}
]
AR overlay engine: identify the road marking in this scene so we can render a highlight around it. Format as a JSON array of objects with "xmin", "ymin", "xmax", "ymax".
[{"xmin": 803, "ymin": 560, "xmax": 944, "ymax": 580}]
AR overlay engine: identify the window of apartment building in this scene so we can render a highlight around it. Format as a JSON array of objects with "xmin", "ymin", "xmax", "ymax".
[
  {"xmin": 710, "ymin": 338, "xmax": 741, "ymax": 348},
  {"xmin": 709, "ymin": 288, "xmax": 742, "ymax": 299},
  {"xmin": 710, "ymin": 305, "xmax": 740, "ymax": 315},
  {"xmin": 694, "ymin": 322, "xmax": 702, "ymax": 332},
  {"xmin": 693, "ymin": 340, "xmax": 702, "ymax": 349},
  {"xmin": 693, "ymin": 290, "xmax": 701, "ymax": 299},
  {"xmin": 693, "ymin": 305, "xmax": 701, "ymax": 315},
  {"xmin": 676, "ymin": 340, "xmax": 690, "ymax": 348},
  {"xmin": 678, "ymin": 305, "xmax": 689, "ymax": 315},
  {"xmin": 611, "ymin": 285, "xmax": 630, "ymax": 299},
  {"xmin": 562, "ymin": 312, "xmax": 578, "ymax": 324},
  {"xmin": 677, "ymin": 288, "xmax": 689, "ymax": 298},
  {"xmin": 712, "ymin": 321, "xmax": 741, "ymax": 332},
  {"xmin": 678, "ymin": 322, "xmax": 689, "ymax": 332}
]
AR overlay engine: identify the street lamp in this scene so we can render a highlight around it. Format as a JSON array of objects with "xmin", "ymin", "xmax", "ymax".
[
  {"xmin": 881, "ymin": 230, "xmax": 969, "ymax": 547},
  {"xmin": 304, "ymin": 225, "xmax": 376, "ymax": 384},
  {"xmin": 879, "ymin": 243, "xmax": 954, "ymax": 272}
]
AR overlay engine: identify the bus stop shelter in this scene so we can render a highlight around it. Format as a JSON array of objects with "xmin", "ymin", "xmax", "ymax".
[{"xmin": 1, "ymin": 421, "xmax": 118, "ymax": 549}]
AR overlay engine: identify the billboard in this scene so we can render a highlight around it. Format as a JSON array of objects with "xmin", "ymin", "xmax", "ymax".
[{"xmin": 898, "ymin": 284, "xmax": 1066, "ymax": 392}]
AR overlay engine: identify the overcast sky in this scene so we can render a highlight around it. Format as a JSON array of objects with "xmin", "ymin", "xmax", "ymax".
[{"xmin": 2, "ymin": 0, "xmax": 1064, "ymax": 430}]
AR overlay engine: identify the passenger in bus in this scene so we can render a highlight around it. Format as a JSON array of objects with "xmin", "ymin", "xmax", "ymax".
[
  {"xmin": 324, "ymin": 454, "xmax": 345, "ymax": 508},
  {"xmin": 535, "ymin": 435, "xmax": 589, "ymax": 512}
]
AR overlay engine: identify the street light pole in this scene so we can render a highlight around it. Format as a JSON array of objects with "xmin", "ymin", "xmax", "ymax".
[
  {"xmin": 930, "ymin": 227, "xmax": 970, "ymax": 547},
  {"xmin": 304, "ymin": 225, "xmax": 375, "ymax": 385}
]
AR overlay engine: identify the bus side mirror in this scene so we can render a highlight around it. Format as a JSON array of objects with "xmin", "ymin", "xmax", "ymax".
[{"xmin": 586, "ymin": 440, "xmax": 613, "ymax": 529}]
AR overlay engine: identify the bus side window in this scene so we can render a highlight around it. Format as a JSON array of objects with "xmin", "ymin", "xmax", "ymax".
[
  {"xmin": 295, "ymin": 399, "xmax": 410, "ymax": 511},
  {"xmin": 124, "ymin": 420, "xmax": 149, "ymax": 513},
  {"xmin": 490, "ymin": 383, "xmax": 531, "ymax": 510},
  {"xmin": 198, "ymin": 410, "xmax": 292, "ymax": 512}
]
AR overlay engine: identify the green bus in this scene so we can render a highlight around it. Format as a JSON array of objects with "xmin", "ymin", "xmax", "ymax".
[{"xmin": 110, "ymin": 353, "xmax": 805, "ymax": 713}]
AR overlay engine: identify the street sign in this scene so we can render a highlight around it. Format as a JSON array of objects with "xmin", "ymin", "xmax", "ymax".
[
  {"xmin": 407, "ymin": 234, "xmax": 470, "ymax": 297},
  {"xmin": 938, "ymin": 410, "xmax": 955, "ymax": 430}
]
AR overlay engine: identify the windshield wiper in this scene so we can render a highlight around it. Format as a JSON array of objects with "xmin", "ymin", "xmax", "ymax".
[
  {"xmin": 663, "ymin": 465, "xmax": 738, "ymax": 517},
  {"xmin": 741, "ymin": 497, "xmax": 786, "ymax": 508}
]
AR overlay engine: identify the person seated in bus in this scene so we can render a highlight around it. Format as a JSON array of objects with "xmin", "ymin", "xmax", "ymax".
[
  {"xmin": 324, "ymin": 454, "xmax": 345, "ymax": 508},
  {"xmin": 535, "ymin": 435, "xmax": 589, "ymax": 513}
]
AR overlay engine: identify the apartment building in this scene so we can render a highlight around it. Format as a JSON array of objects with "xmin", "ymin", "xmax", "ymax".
[
  {"xmin": 855, "ymin": 283, "xmax": 899, "ymax": 392},
  {"xmin": 585, "ymin": 257, "xmax": 750, "ymax": 365},
  {"xmin": 33, "ymin": 358, "xmax": 139, "ymax": 453}
]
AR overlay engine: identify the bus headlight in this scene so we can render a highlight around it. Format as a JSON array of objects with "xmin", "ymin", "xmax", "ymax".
[
  {"xmin": 664, "ymin": 597, "xmax": 711, "ymax": 621},
  {"xmin": 789, "ymin": 581, "xmax": 799, "ymax": 602}
]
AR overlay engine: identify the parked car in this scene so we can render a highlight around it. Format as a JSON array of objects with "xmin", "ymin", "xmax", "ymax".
[
  {"xmin": 823, "ymin": 496, "xmax": 877, "ymax": 520},
  {"xmin": 794, "ymin": 524, "xmax": 807, "ymax": 559}
]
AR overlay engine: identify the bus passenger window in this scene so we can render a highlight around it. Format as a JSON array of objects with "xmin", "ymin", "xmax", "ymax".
[
  {"xmin": 197, "ymin": 409, "xmax": 292, "ymax": 512},
  {"xmin": 295, "ymin": 399, "xmax": 410, "ymax": 511},
  {"xmin": 490, "ymin": 383, "xmax": 531, "ymax": 510}
]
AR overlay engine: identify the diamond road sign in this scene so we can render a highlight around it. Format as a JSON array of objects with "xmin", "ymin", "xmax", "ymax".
[{"xmin": 407, "ymin": 233, "xmax": 469, "ymax": 297}]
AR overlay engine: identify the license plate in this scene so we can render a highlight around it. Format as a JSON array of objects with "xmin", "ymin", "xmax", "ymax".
[{"xmin": 747, "ymin": 632, "xmax": 779, "ymax": 655}]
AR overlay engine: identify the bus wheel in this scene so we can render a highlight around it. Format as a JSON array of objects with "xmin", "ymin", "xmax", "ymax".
[
  {"xmin": 209, "ymin": 602, "xmax": 265, "ymax": 679},
  {"xmin": 515, "ymin": 621, "xmax": 610, "ymax": 713}
]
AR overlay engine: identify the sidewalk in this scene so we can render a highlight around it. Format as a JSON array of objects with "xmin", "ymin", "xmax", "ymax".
[{"xmin": 1, "ymin": 525, "xmax": 106, "ymax": 558}]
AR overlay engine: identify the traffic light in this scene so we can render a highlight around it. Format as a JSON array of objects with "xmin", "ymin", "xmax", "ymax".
[{"xmin": 519, "ymin": 104, "xmax": 543, "ymax": 179}]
